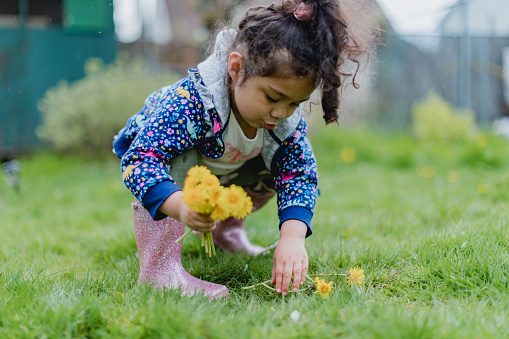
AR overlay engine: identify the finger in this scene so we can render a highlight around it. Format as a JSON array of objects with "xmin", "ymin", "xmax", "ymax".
[
  {"xmin": 274, "ymin": 257, "xmax": 283, "ymax": 294},
  {"xmin": 281, "ymin": 263, "xmax": 293, "ymax": 296},
  {"xmin": 189, "ymin": 222, "xmax": 215, "ymax": 233},
  {"xmin": 197, "ymin": 214, "xmax": 214, "ymax": 223},
  {"xmin": 195, "ymin": 220, "xmax": 216, "ymax": 231},
  {"xmin": 188, "ymin": 217, "xmax": 215, "ymax": 229},
  {"xmin": 301, "ymin": 260, "xmax": 308, "ymax": 286},
  {"xmin": 271, "ymin": 260, "xmax": 276, "ymax": 285},
  {"xmin": 292, "ymin": 262, "xmax": 302, "ymax": 293},
  {"xmin": 194, "ymin": 212, "xmax": 214, "ymax": 223}
]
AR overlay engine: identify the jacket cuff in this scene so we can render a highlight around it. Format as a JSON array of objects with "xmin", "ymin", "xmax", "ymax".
[
  {"xmin": 142, "ymin": 181, "xmax": 182, "ymax": 220},
  {"xmin": 279, "ymin": 206, "xmax": 313, "ymax": 238},
  {"xmin": 112, "ymin": 132, "xmax": 131, "ymax": 159}
]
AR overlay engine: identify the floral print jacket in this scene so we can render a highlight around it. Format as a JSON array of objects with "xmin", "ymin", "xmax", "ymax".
[{"xmin": 113, "ymin": 30, "xmax": 318, "ymax": 237}]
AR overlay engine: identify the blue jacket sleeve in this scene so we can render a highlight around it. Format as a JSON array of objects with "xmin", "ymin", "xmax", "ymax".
[
  {"xmin": 272, "ymin": 119, "xmax": 318, "ymax": 238},
  {"xmin": 113, "ymin": 83, "xmax": 177, "ymax": 159},
  {"xmin": 120, "ymin": 77, "xmax": 206, "ymax": 220}
]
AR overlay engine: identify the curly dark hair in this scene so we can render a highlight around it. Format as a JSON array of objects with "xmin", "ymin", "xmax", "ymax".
[{"xmin": 226, "ymin": 0, "xmax": 371, "ymax": 124}]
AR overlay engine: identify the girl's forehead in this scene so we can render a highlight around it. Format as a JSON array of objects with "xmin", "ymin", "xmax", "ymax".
[{"xmin": 254, "ymin": 75, "xmax": 315, "ymax": 100}]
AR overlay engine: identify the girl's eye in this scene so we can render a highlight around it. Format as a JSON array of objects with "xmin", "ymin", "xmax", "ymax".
[{"xmin": 266, "ymin": 95, "xmax": 278, "ymax": 103}]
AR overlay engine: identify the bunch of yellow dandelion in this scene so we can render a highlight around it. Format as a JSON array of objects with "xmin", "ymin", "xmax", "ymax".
[
  {"xmin": 313, "ymin": 277, "xmax": 334, "ymax": 298},
  {"xmin": 182, "ymin": 166, "xmax": 222, "ymax": 215},
  {"xmin": 175, "ymin": 166, "xmax": 253, "ymax": 256},
  {"xmin": 346, "ymin": 266, "xmax": 365, "ymax": 286}
]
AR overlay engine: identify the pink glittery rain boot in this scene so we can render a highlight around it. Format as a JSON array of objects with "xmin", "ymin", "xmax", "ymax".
[
  {"xmin": 132, "ymin": 202, "xmax": 229, "ymax": 299},
  {"xmin": 212, "ymin": 187, "xmax": 276, "ymax": 256},
  {"xmin": 211, "ymin": 217, "xmax": 267, "ymax": 255}
]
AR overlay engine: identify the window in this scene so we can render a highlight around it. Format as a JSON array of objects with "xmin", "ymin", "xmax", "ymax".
[
  {"xmin": 29, "ymin": 0, "xmax": 63, "ymax": 25},
  {"xmin": 0, "ymin": 0, "xmax": 62, "ymax": 27},
  {"xmin": 503, "ymin": 46, "xmax": 509, "ymax": 105}
]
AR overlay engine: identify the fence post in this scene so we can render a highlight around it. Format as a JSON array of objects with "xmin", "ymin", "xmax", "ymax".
[{"xmin": 458, "ymin": 0, "xmax": 472, "ymax": 110}]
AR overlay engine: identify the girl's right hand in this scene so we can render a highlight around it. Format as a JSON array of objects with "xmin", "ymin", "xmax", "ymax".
[
  {"xmin": 158, "ymin": 191, "xmax": 216, "ymax": 233},
  {"xmin": 178, "ymin": 202, "xmax": 216, "ymax": 233}
]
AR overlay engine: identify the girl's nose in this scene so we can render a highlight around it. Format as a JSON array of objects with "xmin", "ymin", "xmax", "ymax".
[{"xmin": 271, "ymin": 106, "xmax": 287, "ymax": 120}]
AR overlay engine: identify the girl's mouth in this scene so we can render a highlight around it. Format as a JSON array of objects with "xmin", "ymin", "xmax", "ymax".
[{"xmin": 263, "ymin": 122, "xmax": 277, "ymax": 130}]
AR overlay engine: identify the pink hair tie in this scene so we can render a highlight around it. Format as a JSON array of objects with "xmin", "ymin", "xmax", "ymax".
[{"xmin": 293, "ymin": 2, "xmax": 314, "ymax": 21}]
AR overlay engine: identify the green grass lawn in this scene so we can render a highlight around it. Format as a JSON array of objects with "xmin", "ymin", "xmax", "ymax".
[{"xmin": 1, "ymin": 127, "xmax": 509, "ymax": 338}]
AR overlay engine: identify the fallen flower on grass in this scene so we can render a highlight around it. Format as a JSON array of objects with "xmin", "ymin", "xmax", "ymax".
[
  {"xmin": 313, "ymin": 277, "xmax": 333, "ymax": 298},
  {"xmin": 340, "ymin": 147, "xmax": 356, "ymax": 163},
  {"xmin": 243, "ymin": 267, "xmax": 365, "ymax": 296},
  {"xmin": 477, "ymin": 184, "xmax": 489, "ymax": 195},
  {"xmin": 346, "ymin": 267, "xmax": 365, "ymax": 286}
]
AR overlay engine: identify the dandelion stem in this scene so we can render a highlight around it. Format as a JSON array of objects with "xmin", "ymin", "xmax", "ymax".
[
  {"xmin": 308, "ymin": 273, "xmax": 346, "ymax": 277},
  {"xmin": 243, "ymin": 280, "xmax": 271, "ymax": 289},
  {"xmin": 207, "ymin": 232, "xmax": 212, "ymax": 257},
  {"xmin": 262, "ymin": 283, "xmax": 277, "ymax": 291},
  {"xmin": 210, "ymin": 234, "xmax": 216, "ymax": 256},
  {"xmin": 208, "ymin": 236, "xmax": 212, "ymax": 257},
  {"xmin": 175, "ymin": 228, "xmax": 193, "ymax": 244}
]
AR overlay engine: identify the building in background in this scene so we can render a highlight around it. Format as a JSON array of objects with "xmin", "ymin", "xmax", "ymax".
[
  {"xmin": 115, "ymin": 0, "xmax": 209, "ymax": 75},
  {"xmin": 439, "ymin": 0, "xmax": 509, "ymax": 121},
  {"xmin": 115, "ymin": 0, "xmax": 264, "ymax": 75},
  {"xmin": 0, "ymin": 0, "xmax": 116, "ymax": 157},
  {"xmin": 6, "ymin": 0, "xmax": 506, "ymax": 158},
  {"xmin": 373, "ymin": 0, "xmax": 509, "ymax": 127}
]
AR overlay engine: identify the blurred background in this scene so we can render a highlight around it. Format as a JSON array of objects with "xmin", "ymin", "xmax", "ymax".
[{"xmin": 0, "ymin": 0, "xmax": 508, "ymax": 161}]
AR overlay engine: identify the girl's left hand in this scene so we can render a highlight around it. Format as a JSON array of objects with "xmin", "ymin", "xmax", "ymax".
[{"xmin": 271, "ymin": 220, "xmax": 308, "ymax": 295}]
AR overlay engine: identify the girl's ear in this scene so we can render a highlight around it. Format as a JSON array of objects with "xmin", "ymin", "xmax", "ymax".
[{"xmin": 227, "ymin": 52, "xmax": 244, "ymax": 83}]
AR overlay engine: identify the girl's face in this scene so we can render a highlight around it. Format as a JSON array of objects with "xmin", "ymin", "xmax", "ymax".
[{"xmin": 228, "ymin": 52, "xmax": 315, "ymax": 138}]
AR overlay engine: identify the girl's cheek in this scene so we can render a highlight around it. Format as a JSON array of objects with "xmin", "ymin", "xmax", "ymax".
[{"xmin": 286, "ymin": 107, "xmax": 297, "ymax": 118}]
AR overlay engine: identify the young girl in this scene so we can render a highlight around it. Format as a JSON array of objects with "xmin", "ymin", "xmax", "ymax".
[{"xmin": 113, "ymin": 0, "xmax": 368, "ymax": 299}]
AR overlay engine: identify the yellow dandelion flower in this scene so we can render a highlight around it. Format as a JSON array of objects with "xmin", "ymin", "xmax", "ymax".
[
  {"xmin": 447, "ymin": 170, "xmax": 459, "ymax": 183},
  {"xmin": 208, "ymin": 185, "xmax": 224, "ymax": 202},
  {"xmin": 184, "ymin": 166, "xmax": 212, "ymax": 189},
  {"xmin": 190, "ymin": 165, "xmax": 212, "ymax": 177},
  {"xmin": 314, "ymin": 277, "xmax": 333, "ymax": 298},
  {"xmin": 183, "ymin": 176, "xmax": 199, "ymax": 190},
  {"xmin": 182, "ymin": 166, "xmax": 252, "ymax": 221},
  {"xmin": 477, "ymin": 133, "xmax": 488, "ymax": 147},
  {"xmin": 235, "ymin": 195, "xmax": 253, "ymax": 219},
  {"xmin": 183, "ymin": 186, "xmax": 214, "ymax": 215},
  {"xmin": 210, "ymin": 203, "xmax": 230, "ymax": 221},
  {"xmin": 340, "ymin": 147, "xmax": 356, "ymax": 163},
  {"xmin": 346, "ymin": 267, "xmax": 365, "ymax": 286},
  {"xmin": 218, "ymin": 185, "xmax": 252, "ymax": 218},
  {"xmin": 417, "ymin": 165, "xmax": 434, "ymax": 178},
  {"xmin": 477, "ymin": 184, "xmax": 489, "ymax": 194},
  {"xmin": 222, "ymin": 187, "xmax": 253, "ymax": 220},
  {"xmin": 202, "ymin": 173, "xmax": 221, "ymax": 193}
]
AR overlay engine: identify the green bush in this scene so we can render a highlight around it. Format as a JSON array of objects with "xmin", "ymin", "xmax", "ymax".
[
  {"xmin": 458, "ymin": 133, "xmax": 509, "ymax": 168},
  {"xmin": 411, "ymin": 91, "xmax": 477, "ymax": 143},
  {"xmin": 37, "ymin": 55, "xmax": 179, "ymax": 155}
]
